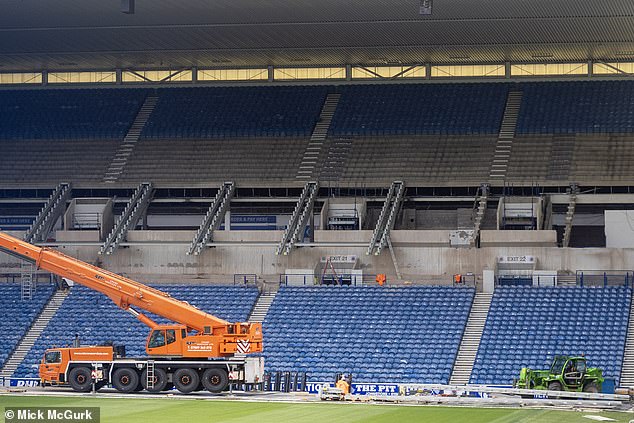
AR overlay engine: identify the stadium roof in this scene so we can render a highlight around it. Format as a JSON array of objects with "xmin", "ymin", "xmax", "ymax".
[{"xmin": 2, "ymin": 0, "xmax": 634, "ymax": 71}]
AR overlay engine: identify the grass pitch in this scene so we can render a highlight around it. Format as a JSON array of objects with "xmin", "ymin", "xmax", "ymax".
[{"xmin": 0, "ymin": 395, "xmax": 632, "ymax": 423}]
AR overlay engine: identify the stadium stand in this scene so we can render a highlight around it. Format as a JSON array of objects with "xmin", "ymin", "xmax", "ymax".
[
  {"xmin": 0, "ymin": 89, "xmax": 147, "ymax": 140},
  {"xmin": 118, "ymin": 137, "xmax": 309, "ymax": 183},
  {"xmin": 0, "ymin": 139, "xmax": 118, "ymax": 184},
  {"xmin": 330, "ymin": 135, "xmax": 497, "ymax": 184},
  {"xmin": 516, "ymin": 81, "xmax": 634, "ymax": 135},
  {"xmin": 471, "ymin": 286, "xmax": 631, "ymax": 386},
  {"xmin": 0, "ymin": 282, "xmax": 55, "ymax": 370},
  {"xmin": 329, "ymin": 83, "xmax": 509, "ymax": 136},
  {"xmin": 141, "ymin": 86, "xmax": 329, "ymax": 139},
  {"xmin": 4, "ymin": 81, "xmax": 634, "ymax": 185},
  {"xmin": 14, "ymin": 284, "xmax": 258, "ymax": 378},
  {"xmin": 506, "ymin": 134, "xmax": 634, "ymax": 183},
  {"xmin": 263, "ymin": 286, "xmax": 474, "ymax": 383}
]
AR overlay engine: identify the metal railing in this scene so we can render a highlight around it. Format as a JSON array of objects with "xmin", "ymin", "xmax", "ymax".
[
  {"xmin": 576, "ymin": 270, "xmax": 634, "ymax": 287},
  {"xmin": 234, "ymin": 274, "xmax": 258, "ymax": 286}
]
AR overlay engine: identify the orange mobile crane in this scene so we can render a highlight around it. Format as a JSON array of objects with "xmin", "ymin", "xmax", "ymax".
[{"xmin": 0, "ymin": 231, "xmax": 263, "ymax": 393}]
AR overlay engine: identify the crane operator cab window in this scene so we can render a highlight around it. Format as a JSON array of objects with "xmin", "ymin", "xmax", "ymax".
[
  {"xmin": 148, "ymin": 330, "xmax": 166, "ymax": 348},
  {"xmin": 43, "ymin": 350, "xmax": 61, "ymax": 364},
  {"xmin": 166, "ymin": 329, "xmax": 176, "ymax": 345},
  {"xmin": 148, "ymin": 329, "xmax": 177, "ymax": 349}
]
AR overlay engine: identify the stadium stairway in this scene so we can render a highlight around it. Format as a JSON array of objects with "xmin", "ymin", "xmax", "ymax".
[
  {"xmin": 103, "ymin": 95, "xmax": 158, "ymax": 183},
  {"xmin": 449, "ymin": 292, "xmax": 493, "ymax": 385},
  {"xmin": 297, "ymin": 93, "xmax": 341, "ymax": 180},
  {"xmin": 490, "ymin": 90, "xmax": 522, "ymax": 182},
  {"xmin": 247, "ymin": 292, "xmax": 277, "ymax": 323},
  {"xmin": 619, "ymin": 289, "xmax": 634, "ymax": 387},
  {"xmin": 0, "ymin": 289, "xmax": 68, "ymax": 378}
]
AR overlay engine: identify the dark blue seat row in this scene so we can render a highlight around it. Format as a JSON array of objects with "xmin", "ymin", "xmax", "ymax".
[
  {"xmin": 328, "ymin": 84, "xmax": 510, "ymax": 136},
  {"xmin": 517, "ymin": 81, "xmax": 634, "ymax": 134},
  {"xmin": 141, "ymin": 86, "xmax": 329, "ymax": 139},
  {"xmin": 0, "ymin": 89, "xmax": 147, "ymax": 140}
]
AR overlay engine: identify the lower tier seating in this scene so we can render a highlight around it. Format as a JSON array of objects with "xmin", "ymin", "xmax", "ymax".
[
  {"xmin": 14, "ymin": 284, "xmax": 258, "ymax": 378},
  {"xmin": 471, "ymin": 286, "xmax": 631, "ymax": 385},
  {"xmin": 0, "ymin": 282, "xmax": 55, "ymax": 369},
  {"xmin": 263, "ymin": 286, "xmax": 475, "ymax": 383}
]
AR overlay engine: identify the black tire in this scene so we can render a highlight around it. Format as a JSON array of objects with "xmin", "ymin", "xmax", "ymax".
[
  {"xmin": 583, "ymin": 382, "xmax": 599, "ymax": 393},
  {"xmin": 68, "ymin": 367, "xmax": 92, "ymax": 393},
  {"xmin": 112, "ymin": 368, "xmax": 140, "ymax": 393},
  {"xmin": 201, "ymin": 368, "xmax": 229, "ymax": 393},
  {"xmin": 141, "ymin": 368, "xmax": 168, "ymax": 393},
  {"xmin": 548, "ymin": 381, "xmax": 563, "ymax": 391},
  {"xmin": 173, "ymin": 368, "xmax": 200, "ymax": 394}
]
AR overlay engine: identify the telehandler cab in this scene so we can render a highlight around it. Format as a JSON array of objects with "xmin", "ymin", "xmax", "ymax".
[{"xmin": 514, "ymin": 355, "xmax": 603, "ymax": 393}]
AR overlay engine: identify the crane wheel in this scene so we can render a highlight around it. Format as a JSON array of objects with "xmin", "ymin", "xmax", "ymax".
[
  {"xmin": 173, "ymin": 368, "xmax": 200, "ymax": 394},
  {"xmin": 547, "ymin": 381, "xmax": 563, "ymax": 391},
  {"xmin": 112, "ymin": 368, "xmax": 140, "ymax": 393},
  {"xmin": 583, "ymin": 382, "xmax": 599, "ymax": 393},
  {"xmin": 141, "ymin": 368, "xmax": 168, "ymax": 393},
  {"xmin": 68, "ymin": 367, "xmax": 92, "ymax": 392},
  {"xmin": 201, "ymin": 368, "xmax": 229, "ymax": 393}
]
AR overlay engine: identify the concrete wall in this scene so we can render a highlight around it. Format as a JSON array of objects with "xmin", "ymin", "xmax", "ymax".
[
  {"xmin": 62, "ymin": 243, "xmax": 633, "ymax": 285},
  {"xmin": 480, "ymin": 230, "xmax": 557, "ymax": 247},
  {"xmin": 2, "ymin": 228, "xmax": 632, "ymax": 286}
]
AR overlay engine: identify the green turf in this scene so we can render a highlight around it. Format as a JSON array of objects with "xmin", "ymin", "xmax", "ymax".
[{"xmin": 0, "ymin": 395, "xmax": 632, "ymax": 423}]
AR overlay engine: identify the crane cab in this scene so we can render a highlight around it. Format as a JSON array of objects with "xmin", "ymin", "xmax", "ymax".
[{"xmin": 146, "ymin": 325, "xmax": 188, "ymax": 357}]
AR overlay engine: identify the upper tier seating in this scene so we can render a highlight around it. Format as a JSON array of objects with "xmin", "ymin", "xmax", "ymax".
[
  {"xmin": 328, "ymin": 135, "xmax": 497, "ymax": 184},
  {"xmin": 517, "ymin": 81, "xmax": 634, "ymax": 134},
  {"xmin": 0, "ymin": 138, "xmax": 118, "ymax": 184},
  {"xmin": 118, "ymin": 137, "xmax": 309, "ymax": 183},
  {"xmin": 0, "ymin": 89, "xmax": 147, "ymax": 140},
  {"xmin": 263, "ymin": 286, "xmax": 474, "ymax": 383},
  {"xmin": 141, "ymin": 86, "xmax": 329, "ymax": 139},
  {"xmin": 0, "ymin": 282, "xmax": 54, "ymax": 369},
  {"xmin": 329, "ymin": 83, "xmax": 509, "ymax": 136},
  {"xmin": 471, "ymin": 286, "xmax": 631, "ymax": 386},
  {"xmin": 15, "ymin": 284, "xmax": 258, "ymax": 378}
]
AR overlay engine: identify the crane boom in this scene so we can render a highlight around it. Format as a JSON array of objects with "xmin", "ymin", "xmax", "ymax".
[{"xmin": 0, "ymin": 231, "xmax": 229, "ymax": 333}]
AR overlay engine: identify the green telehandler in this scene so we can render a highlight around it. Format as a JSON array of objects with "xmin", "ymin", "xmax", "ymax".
[{"xmin": 514, "ymin": 355, "xmax": 603, "ymax": 393}]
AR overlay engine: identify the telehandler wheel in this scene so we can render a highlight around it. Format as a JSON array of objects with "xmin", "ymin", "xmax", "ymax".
[
  {"xmin": 583, "ymin": 382, "xmax": 599, "ymax": 393},
  {"xmin": 201, "ymin": 368, "xmax": 229, "ymax": 393},
  {"xmin": 68, "ymin": 367, "xmax": 92, "ymax": 393},
  {"xmin": 141, "ymin": 368, "xmax": 168, "ymax": 393},
  {"xmin": 173, "ymin": 368, "xmax": 200, "ymax": 394},
  {"xmin": 547, "ymin": 381, "xmax": 563, "ymax": 391},
  {"xmin": 112, "ymin": 368, "xmax": 140, "ymax": 393}
]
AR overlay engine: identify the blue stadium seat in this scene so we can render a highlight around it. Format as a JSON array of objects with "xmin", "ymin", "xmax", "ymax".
[
  {"xmin": 471, "ymin": 286, "xmax": 631, "ymax": 386},
  {"xmin": 263, "ymin": 286, "xmax": 475, "ymax": 384}
]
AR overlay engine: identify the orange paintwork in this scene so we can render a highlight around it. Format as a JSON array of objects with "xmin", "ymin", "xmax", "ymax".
[
  {"xmin": 0, "ymin": 231, "xmax": 263, "ymax": 385},
  {"xmin": 39, "ymin": 346, "xmax": 114, "ymax": 383}
]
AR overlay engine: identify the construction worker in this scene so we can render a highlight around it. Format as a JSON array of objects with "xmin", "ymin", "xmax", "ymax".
[
  {"xmin": 454, "ymin": 274, "xmax": 462, "ymax": 285},
  {"xmin": 336, "ymin": 375, "xmax": 350, "ymax": 395},
  {"xmin": 376, "ymin": 274, "xmax": 386, "ymax": 286}
]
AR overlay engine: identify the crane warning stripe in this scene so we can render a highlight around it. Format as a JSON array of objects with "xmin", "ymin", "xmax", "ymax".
[{"xmin": 237, "ymin": 340, "xmax": 250, "ymax": 353}]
